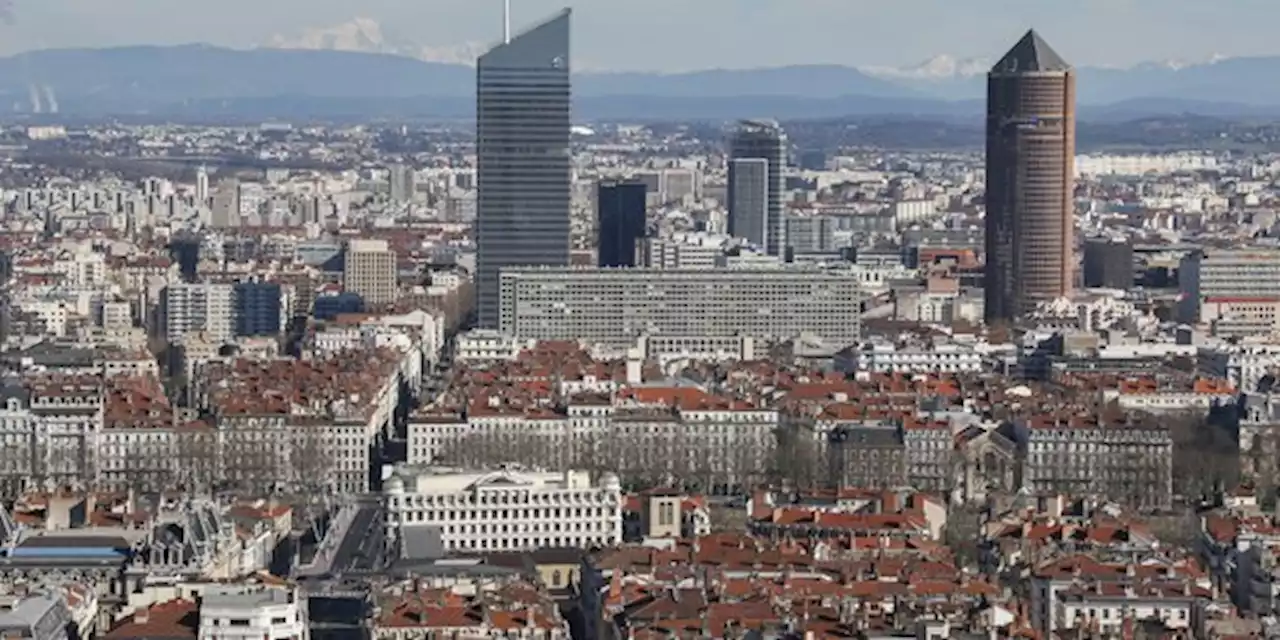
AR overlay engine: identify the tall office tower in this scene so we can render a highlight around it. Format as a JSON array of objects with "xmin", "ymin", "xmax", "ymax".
[
  {"xmin": 728, "ymin": 120, "xmax": 787, "ymax": 256},
  {"xmin": 984, "ymin": 30, "xmax": 1076, "ymax": 323},
  {"xmin": 597, "ymin": 181, "xmax": 647, "ymax": 267},
  {"xmin": 389, "ymin": 164, "xmax": 415, "ymax": 203},
  {"xmin": 343, "ymin": 239, "xmax": 398, "ymax": 307},
  {"xmin": 195, "ymin": 165, "xmax": 210, "ymax": 204},
  {"xmin": 475, "ymin": 8, "xmax": 572, "ymax": 329},
  {"xmin": 727, "ymin": 158, "xmax": 768, "ymax": 248}
]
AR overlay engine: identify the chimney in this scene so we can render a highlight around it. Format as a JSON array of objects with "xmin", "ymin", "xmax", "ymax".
[
  {"xmin": 135, "ymin": 608, "xmax": 150, "ymax": 625},
  {"xmin": 525, "ymin": 607, "xmax": 535, "ymax": 629},
  {"xmin": 608, "ymin": 571, "xmax": 622, "ymax": 600}
]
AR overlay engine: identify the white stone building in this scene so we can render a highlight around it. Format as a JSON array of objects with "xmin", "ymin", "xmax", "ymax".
[{"xmin": 384, "ymin": 467, "xmax": 622, "ymax": 553}]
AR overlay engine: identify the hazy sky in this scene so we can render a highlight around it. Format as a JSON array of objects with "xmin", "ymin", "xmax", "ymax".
[{"xmin": 0, "ymin": 0, "xmax": 1275, "ymax": 71}]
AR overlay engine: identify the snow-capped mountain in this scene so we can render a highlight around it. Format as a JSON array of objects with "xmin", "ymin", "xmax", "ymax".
[
  {"xmin": 861, "ymin": 54, "xmax": 990, "ymax": 80},
  {"xmin": 264, "ymin": 18, "xmax": 486, "ymax": 66}
]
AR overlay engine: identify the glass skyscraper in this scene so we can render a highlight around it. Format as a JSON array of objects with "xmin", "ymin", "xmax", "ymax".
[
  {"xmin": 475, "ymin": 9, "xmax": 572, "ymax": 329},
  {"xmin": 597, "ymin": 181, "xmax": 647, "ymax": 268}
]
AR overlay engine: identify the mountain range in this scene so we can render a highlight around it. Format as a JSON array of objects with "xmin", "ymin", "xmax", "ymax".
[{"xmin": 4, "ymin": 34, "xmax": 1280, "ymax": 122}]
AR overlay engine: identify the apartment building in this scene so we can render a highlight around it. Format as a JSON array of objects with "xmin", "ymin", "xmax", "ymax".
[
  {"xmin": 163, "ymin": 283, "xmax": 234, "ymax": 345},
  {"xmin": 343, "ymin": 239, "xmax": 398, "ymax": 307},
  {"xmin": 419, "ymin": 386, "xmax": 778, "ymax": 494},
  {"xmin": 498, "ymin": 267, "xmax": 863, "ymax": 348},
  {"xmin": 1003, "ymin": 416, "xmax": 1173, "ymax": 510},
  {"xmin": 825, "ymin": 424, "xmax": 907, "ymax": 489},
  {"xmin": 383, "ymin": 467, "xmax": 623, "ymax": 553}
]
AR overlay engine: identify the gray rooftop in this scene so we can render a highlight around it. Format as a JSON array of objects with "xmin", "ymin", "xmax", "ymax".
[
  {"xmin": 991, "ymin": 29, "xmax": 1071, "ymax": 73},
  {"xmin": 203, "ymin": 587, "xmax": 293, "ymax": 609}
]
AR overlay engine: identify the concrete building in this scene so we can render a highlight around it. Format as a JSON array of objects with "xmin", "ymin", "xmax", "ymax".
[
  {"xmin": 638, "ymin": 234, "xmax": 730, "ymax": 269},
  {"xmin": 498, "ymin": 267, "xmax": 863, "ymax": 348},
  {"xmin": 1178, "ymin": 249, "xmax": 1280, "ymax": 329},
  {"xmin": 475, "ymin": 9, "xmax": 572, "ymax": 329},
  {"xmin": 197, "ymin": 586, "xmax": 308, "ymax": 640},
  {"xmin": 984, "ymin": 30, "xmax": 1076, "ymax": 322},
  {"xmin": 343, "ymin": 239, "xmax": 397, "ymax": 307},
  {"xmin": 728, "ymin": 120, "xmax": 787, "ymax": 256},
  {"xmin": 383, "ymin": 466, "xmax": 622, "ymax": 553}
]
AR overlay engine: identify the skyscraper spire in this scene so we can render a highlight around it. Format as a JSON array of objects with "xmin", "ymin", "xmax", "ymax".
[{"xmin": 503, "ymin": 0, "xmax": 511, "ymax": 43}]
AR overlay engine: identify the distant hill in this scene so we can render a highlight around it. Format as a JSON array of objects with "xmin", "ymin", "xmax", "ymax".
[
  {"xmin": 2, "ymin": 44, "xmax": 1280, "ymax": 121},
  {"xmin": 879, "ymin": 57, "xmax": 1280, "ymax": 106}
]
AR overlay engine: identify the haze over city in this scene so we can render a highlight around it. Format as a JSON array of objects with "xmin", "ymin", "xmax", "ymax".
[
  {"xmin": 0, "ymin": 0, "xmax": 1278, "ymax": 70},
  {"xmin": 3, "ymin": 3, "xmax": 1280, "ymax": 640}
]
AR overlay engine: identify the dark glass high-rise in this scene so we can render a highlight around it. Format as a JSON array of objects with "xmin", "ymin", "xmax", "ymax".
[{"xmin": 597, "ymin": 181, "xmax": 647, "ymax": 268}]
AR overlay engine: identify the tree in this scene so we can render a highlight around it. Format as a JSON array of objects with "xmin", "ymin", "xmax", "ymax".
[
  {"xmin": 1167, "ymin": 409, "xmax": 1238, "ymax": 504},
  {"xmin": 772, "ymin": 413, "xmax": 825, "ymax": 491}
]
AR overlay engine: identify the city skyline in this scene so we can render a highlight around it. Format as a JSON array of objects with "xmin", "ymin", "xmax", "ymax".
[{"xmin": 0, "ymin": 0, "xmax": 1276, "ymax": 72}]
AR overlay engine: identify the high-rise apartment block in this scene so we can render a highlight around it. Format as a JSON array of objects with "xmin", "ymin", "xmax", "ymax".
[
  {"xmin": 728, "ymin": 120, "xmax": 787, "ymax": 256},
  {"xmin": 389, "ymin": 164, "xmax": 415, "ymax": 203},
  {"xmin": 984, "ymin": 30, "xmax": 1076, "ymax": 323},
  {"xmin": 597, "ymin": 181, "xmax": 647, "ymax": 267},
  {"xmin": 163, "ymin": 281, "xmax": 287, "ymax": 345},
  {"xmin": 163, "ymin": 283, "xmax": 234, "ymax": 345},
  {"xmin": 343, "ymin": 239, "xmax": 397, "ymax": 307},
  {"xmin": 475, "ymin": 9, "xmax": 573, "ymax": 328},
  {"xmin": 210, "ymin": 179, "xmax": 241, "ymax": 229},
  {"xmin": 498, "ymin": 267, "xmax": 863, "ymax": 347}
]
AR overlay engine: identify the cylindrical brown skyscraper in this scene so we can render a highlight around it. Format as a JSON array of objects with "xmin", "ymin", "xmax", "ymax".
[{"xmin": 984, "ymin": 30, "xmax": 1076, "ymax": 323}]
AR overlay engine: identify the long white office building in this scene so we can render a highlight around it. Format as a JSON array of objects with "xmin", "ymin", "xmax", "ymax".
[
  {"xmin": 384, "ymin": 466, "xmax": 623, "ymax": 553},
  {"xmin": 498, "ymin": 267, "xmax": 864, "ymax": 347},
  {"xmin": 1178, "ymin": 249, "xmax": 1280, "ymax": 329}
]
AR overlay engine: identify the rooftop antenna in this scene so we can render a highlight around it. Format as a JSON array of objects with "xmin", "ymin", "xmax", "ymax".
[{"xmin": 503, "ymin": 0, "xmax": 511, "ymax": 43}]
